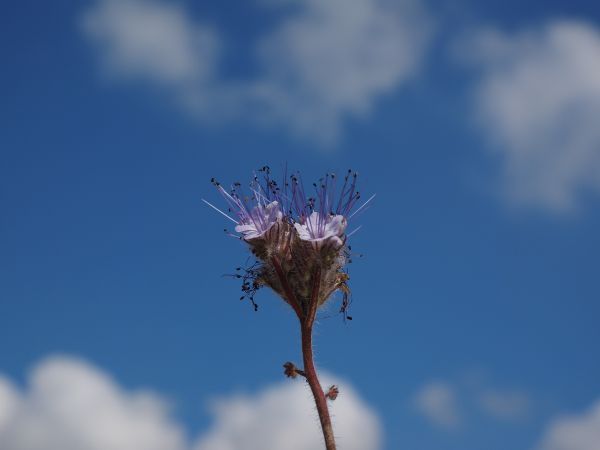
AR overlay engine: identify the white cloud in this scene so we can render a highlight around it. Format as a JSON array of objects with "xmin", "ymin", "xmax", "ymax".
[
  {"xmin": 478, "ymin": 389, "xmax": 531, "ymax": 421},
  {"xmin": 536, "ymin": 399, "xmax": 600, "ymax": 450},
  {"xmin": 0, "ymin": 356, "xmax": 187, "ymax": 450},
  {"xmin": 81, "ymin": 0, "xmax": 432, "ymax": 144},
  {"xmin": 250, "ymin": 0, "xmax": 432, "ymax": 143},
  {"xmin": 0, "ymin": 356, "xmax": 382, "ymax": 450},
  {"xmin": 413, "ymin": 377, "xmax": 533, "ymax": 429},
  {"xmin": 82, "ymin": 0, "xmax": 219, "ymax": 86},
  {"xmin": 0, "ymin": 377, "xmax": 19, "ymax": 434},
  {"xmin": 195, "ymin": 374, "xmax": 381, "ymax": 450},
  {"xmin": 413, "ymin": 381, "xmax": 462, "ymax": 429},
  {"xmin": 459, "ymin": 21, "xmax": 600, "ymax": 212}
]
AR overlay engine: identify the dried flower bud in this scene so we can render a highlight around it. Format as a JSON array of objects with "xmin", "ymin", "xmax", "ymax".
[
  {"xmin": 283, "ymin": 362, "xmax": 306, "ymax": 379},
  {"xmin": 325, "ymin": 385, "xmax": 339, "ymax": 401}
]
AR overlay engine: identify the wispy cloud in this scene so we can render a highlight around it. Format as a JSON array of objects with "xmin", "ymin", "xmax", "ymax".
[
  {"xmin": 478, "ymin": 389, "xmax": 531, "ymax": 421},
  {"xmin": 536, "ymin": 399, "xmax": 600, "ymax": 450},
  {"xmin": 81, "ymin": 0, "xmax": 222, "ymax": 116},
  {"xmin": 456, "ymin": 21, "xmax": 600, "ymax": 213},
  {"xmin": 82, "ymin": 0, "xmax": 219, "ymax": 87},
  {"xmin": 413, "ymin": 376, "xmax": 533, "ymax": 430},
  {"xmin": 413, "ymin": 381, "xmax": 462, "ymax": 429},
  {"xmin": 248, "ymin": 0, "xmax": 432, "ymax": 143},
  {"xmin": 0, "ymin": 356, "xmax": 382, "ymax": 450},
  {"xmin": 81, "ymin": 0, "xmax": 432, "ymax": 144}
]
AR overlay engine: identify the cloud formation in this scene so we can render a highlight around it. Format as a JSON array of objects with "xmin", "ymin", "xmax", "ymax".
[
  {"xmin": 195, "ymin": 374, "xmax": 381, "ymax": 450},
  {"xmin": 250, "ymin": 0, "xmax": 432, "ymax": 143},
  {"xmin": 477, "ymin": 389, "xmax": 531, "ymax": 421},
  {"xmin": 413, "ymin": 376, "xmax": 533, "ymax": 430},
  {"xmin": 0, "ymin": 356, "xmax": 381, "ymax": 450},
  {"xmin": 81, "ymin": 0, "xmax": 220, "ymax": 112},
  {"xmin": 536, "ymin": 399, "xmax": 600, "ymax": 450},
  {"xmin": 0, "ymin": 356, "xmax": 187, "ymax": 450},
  {"xmin": 81, "ymin": 0, "xmax": 432, "ymax": 144},
  {"xmin": 413, "ymin": 381, "xmax": 462, "ymax": 429},
  {"xmin": 459, "ymin": 21, "xmax": 600, "ymax": 212},
  {"xmin": 0, "ymin": 377, "xmax": 19, "ymax": 434}
]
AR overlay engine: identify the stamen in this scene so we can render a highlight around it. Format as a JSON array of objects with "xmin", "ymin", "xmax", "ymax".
[
  {"xmin": 348, "ymin": 194, "xmax": 376, "ymax": 220},
  {"xmin": 202, "ymin": 199, "xmax": 239, "ymax": 224},
  {"xmin": 346, "ymin": 225, "xmax": 362, "ymax": 237}
]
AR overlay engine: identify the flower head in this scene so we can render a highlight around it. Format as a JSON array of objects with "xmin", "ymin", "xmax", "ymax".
[
  {"xmin": 204, "ymin": 167, "xmax": 374, "ymax": 319},
  {"xmin": 235, "ymin": 201, "xmax": 283, "ymax": 240},
  {"xmin": 294, "ymin": 212, "xmax": 347, "ymax": 248}
]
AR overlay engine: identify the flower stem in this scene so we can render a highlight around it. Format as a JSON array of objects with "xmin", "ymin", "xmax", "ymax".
[{"xmin": 301, "ymin": 320, "xmax": 336, "ymax": 450}]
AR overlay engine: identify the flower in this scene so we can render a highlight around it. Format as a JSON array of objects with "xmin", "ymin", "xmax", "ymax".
[
  {"xmin": 294, "ymin": 212, "xmax": 347, "ymax": 248},
  {"xmin": 235, "ymin": 201, "xmax": 283, "ymax": 241},
  {"xmin": 204, "ymin": 167, "xmax": 373, "ymax": 318}
]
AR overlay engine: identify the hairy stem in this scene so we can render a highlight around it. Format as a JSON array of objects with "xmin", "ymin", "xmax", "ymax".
[
  {"xmin": 301, "ymin": 320, "xmax": 336, "ymax": 450},
  {"xmin": 301, "ymin": 265, "xmax": 336, "ymax": 449}
]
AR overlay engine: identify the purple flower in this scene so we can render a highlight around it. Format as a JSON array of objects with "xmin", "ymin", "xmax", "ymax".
[
  {"xmin": 294, "ymin": 212, "xmax": 347, "ymax": 248},
  {"xmin": 204, "ymin": 167, "xmax": 373, "ymax": 315},
  {"xmin": 202, "ymin": 175, "xmax": 284, "ymax": 243},
  {"xmin": 288, "ymin": 170, "xmax": 374, "ymax": 238},
  {"xmin": 235, "ymin": 201, "xmax": 283, "ymax": 241}
]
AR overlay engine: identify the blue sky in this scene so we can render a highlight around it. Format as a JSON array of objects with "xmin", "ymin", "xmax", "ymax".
[{"xmin": 2, "ymin": 0, "xmax": 600, "ymax": 449}]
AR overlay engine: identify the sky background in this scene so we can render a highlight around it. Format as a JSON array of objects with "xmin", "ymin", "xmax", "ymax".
[{"xmin": 2, "ymin": 0, "xmax": 600, "ymax": 449}]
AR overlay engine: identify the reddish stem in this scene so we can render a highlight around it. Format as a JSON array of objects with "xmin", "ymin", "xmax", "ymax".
[
  {"xmin": 301, "ymin": 265, "xmax": 336, "ymax": 449},
  {"xmin": 275, "ymin": 258, "xmax": 335, "ymax": 449},
  {"xmin": 301, "ymin": 320, "xmax": 336, "ymax": 450}
]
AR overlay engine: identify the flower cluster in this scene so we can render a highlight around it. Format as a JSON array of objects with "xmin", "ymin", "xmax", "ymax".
[{"xmin": 204, "ymin": 167, "xmax": 373, "ymax": 320}]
